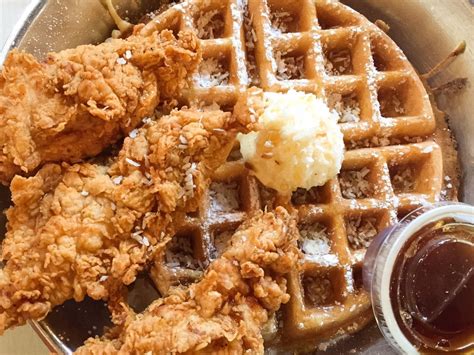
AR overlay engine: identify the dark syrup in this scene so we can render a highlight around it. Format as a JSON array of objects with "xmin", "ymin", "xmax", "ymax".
[{"xmin": 390, "ymin": 218, "xmax": 474, "ymax": 353}]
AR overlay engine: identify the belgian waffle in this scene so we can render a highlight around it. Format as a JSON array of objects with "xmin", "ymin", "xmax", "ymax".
[{"xmin": 138, "ymin": 0, "xmax": 451, "ymax": 351}]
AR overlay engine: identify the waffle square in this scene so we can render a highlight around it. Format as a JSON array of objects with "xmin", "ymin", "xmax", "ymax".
[{"xmin": 140, "ymin": 0, "xmax": 445, "ymax": 349}]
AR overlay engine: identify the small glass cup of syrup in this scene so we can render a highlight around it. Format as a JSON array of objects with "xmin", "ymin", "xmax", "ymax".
[{"xmin": 363, "ymin": 202, "xmax": 474, "ymax": 354}]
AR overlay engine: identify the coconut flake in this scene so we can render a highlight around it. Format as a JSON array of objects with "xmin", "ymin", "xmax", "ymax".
[
  {"xmin": 116, "ymin": 57, "xmax": 127, "ymax": 65},
  {"xmin": 126, "ymin": 158, "xmax": 141, "ymax": 167},
  {"xmin": 113, "ymin": 176, "xmax": 123, "ymax": 185}
]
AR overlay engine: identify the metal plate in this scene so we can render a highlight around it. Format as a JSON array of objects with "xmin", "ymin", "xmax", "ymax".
[{"xmin": 1, "ymin": 1, "xmax": 473, "ymax": 353}]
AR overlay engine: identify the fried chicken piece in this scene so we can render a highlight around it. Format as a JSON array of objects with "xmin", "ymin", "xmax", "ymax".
[
  {"xmin": 0, "ymin": 30, "xmax": 200, "ymax": 184},
  {"xmin": 232, "ymin": 87, "xmax": 267, "ymax": 132},
  {"xmin": 0, "ymin": 108, "xmax": 239, "ymax": 333},
  {"xmin": 76, "ymin": 207, "xmax": 300, "ymax": 354}
]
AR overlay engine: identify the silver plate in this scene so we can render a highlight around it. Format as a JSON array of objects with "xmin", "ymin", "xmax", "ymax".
[{"xmin": 1, "ymin": 1, "xmax": 473, "ymax": 354}]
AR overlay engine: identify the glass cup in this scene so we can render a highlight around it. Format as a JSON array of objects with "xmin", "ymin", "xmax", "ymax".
[{"xmin": 363, "ymin": 202, "xmax": 474, "ymax": 354}]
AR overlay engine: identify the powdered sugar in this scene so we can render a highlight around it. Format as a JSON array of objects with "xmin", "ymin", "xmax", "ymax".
[
  {"xmin": 209, "ymin": 181, "xmax": 240, "ymax": 212},
  {"xmin": 165, "ymin": 233, "xmax": 202, "ymax": 270},
  {"xmin": 299, "ymin": 223, "xmax": 339, "ymax": 266},
  {"xmin": 195, "ymin": 9, "xmax": 225, "ymax": 39},
  {"xmin": 194, "ymin": 58, "xmax": 230, "ymax": 87},
  {"xmin": 328, "ymin": 93, "xmax": 361, "ymax": 123}
]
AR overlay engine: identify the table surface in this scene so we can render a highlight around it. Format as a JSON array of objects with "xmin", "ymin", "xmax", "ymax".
[{"xmin": 1, "ymin": 3, "xmax": 49, "ymax": 354}]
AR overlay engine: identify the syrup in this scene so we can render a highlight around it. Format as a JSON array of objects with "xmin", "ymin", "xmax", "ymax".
[{"xmin": 390, "ymin": 218, "xmax": 474, "ymax": 353}]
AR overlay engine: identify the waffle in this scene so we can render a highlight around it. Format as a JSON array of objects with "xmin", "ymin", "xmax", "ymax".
[{"xmin": 138, "ymin": 0, "xmax": 449, "ymax": 351}]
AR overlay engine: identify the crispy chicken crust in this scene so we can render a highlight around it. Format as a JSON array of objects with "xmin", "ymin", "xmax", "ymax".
[
  {"xmin": 0, "ymin": 108, "xmax": 239, "ymax": 333},
  {"xmin": 76, "ymin": 208, "xmax": 300, "ymax": 354},
  {"xmin": 0, "ymin": 30, "xmax": 200, "ymax": 184}
]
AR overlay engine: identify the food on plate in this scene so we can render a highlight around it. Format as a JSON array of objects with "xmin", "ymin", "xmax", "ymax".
[
  {"xmin": 75, "ymin": 208, "xmax": 300, "ymax": 354},
  {"xmin": 0, "ymin": 0, "xmax": 462, "ymax": 352},
  {"xmin": 0, "ymin": 30, "xmax": 200, "ymax": 184},
  {"xmin": 236, "ymin": 88, "xmax": 344, "ymax": 193},
  {"xmin": 136, "ymin": 0, "xmax": 457, "ymax": 351},
  {"xmin": 0, "ymin": 108, "xmax": 240, "ymax": 333}
]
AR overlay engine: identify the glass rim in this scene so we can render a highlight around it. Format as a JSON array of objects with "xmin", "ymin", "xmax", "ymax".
[{"xmin": 363, "ymin": 202, "xmax": 474, "ymax": 354}]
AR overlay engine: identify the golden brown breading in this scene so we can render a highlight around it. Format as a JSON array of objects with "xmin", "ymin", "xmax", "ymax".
[
  {"xmin": 0, "ymin": 30, "xmax": 200, "ymax": 184},
  {"xmin": 76, "ymin": 207, "xmax": 300, "ymax": 354},
  {"xmin": 232, "ymin": 87, "xmax": 266, "ymax": 132},
  {"xmin": 0, "ymin": 108, "xmax": 238, "ymax": 333}
]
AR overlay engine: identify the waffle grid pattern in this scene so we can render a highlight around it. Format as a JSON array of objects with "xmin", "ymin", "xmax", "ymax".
[
  {"xmin": 284, "ymin": 140, "xmax": 442, "ymax": 344},
  {"xmin": 141, "ymin": 0, "xmax": 435, "ymax": 142},
  {"xmin": 140, "ymin": 0, "xmax": 443, "ymax": 348},
  {"xmin": 151, "ymin": 141, "xmax": 443, "ymax": 346}
]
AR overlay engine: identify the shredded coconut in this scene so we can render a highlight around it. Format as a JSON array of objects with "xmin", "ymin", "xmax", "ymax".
[
  {"xmin": 126, "ymin": 158, "xmax": 141, "ymax": 167},
  {"xmin": 299, "ymin": 223, "xmax": 339, "ymax": 266},
  {"xmin": 243, "ymin": 6, "xmax": 260, "ymax": 85},
  {"xmin": 391, "ymin": 165, "xmax": 416, "ymax": 193},
  {"xmin": 324, "ymin": 48, "xmax": 352, "ymax": 75},
  {"xmin": 209, "ymin": 181, "xmax": 240, "ymax": 212},
  {"xmin": 194, "ymin": 57, "xmax": 230, "ymax": 87},
  {"xmin": 116, "ymin": 57, "xmax": 127, "ymax": 65},
  {"xmin": 346, "ymin": 216, "xmax": 378, "ymax": 249},
  {"xmin": 165, "ymin": 233, "xmax": 202, "ymax": 270},
  {"xmin": 142, "ymin": 117, "xmax": 152, "ymax": 124},
  {"xmin": 179, "ymin": 135, "xmax": 188, "ymax": 145},
  {"xmin": 303, "ymin": 274, "xmax": 334, "ymax": 306},
  {"xmin": 292, "ymin": 186, "xmax": 325, "ymax": 205},
  {"xmin": 183, "ymin": 162, "xmax": 197, "ymax": 198},
  {"xmin": 131, "ymin": 228, "xmax": 150, "ymax": 247},
  {"xmin": 347, "ymin": 134, "xmax": 425, "ymax": 150},
  {"xmin": 212, "ymin": 229, "xmax": 234, "ymax": 259},
  {"xmin": 339, "ymin": 168, "xmax": 372, "ymax": 199},
  {"xmin": 379, "ymin": 89, "xmax": 406, "ymax": 117},
  {"xmin": 196, "ymin": 9, "xmax": 224, "ymax": 39},
  {"xmin": 328, "ymin": 93, "xmax": 361, "ymax": 123},
  {"xmin": 275, "ymin": 51, "xmax": 305, "ymax": 80},
  {"xmin": 113, "ymin": 176, "xmax": 123, "ymax": 185},
  {"xmin": 270, "ymin": 10, "xmax": 294, "ymax": 34}
]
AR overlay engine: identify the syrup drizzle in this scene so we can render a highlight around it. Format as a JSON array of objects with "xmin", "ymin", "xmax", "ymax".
[{"xmin": 390, "ymin": 219, "xmax": 474, "ymax": 353}]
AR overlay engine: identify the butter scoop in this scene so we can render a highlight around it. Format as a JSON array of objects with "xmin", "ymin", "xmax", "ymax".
[{"xmin": 236, "ymin": 89, "xmax": 344, "ymax": 194}]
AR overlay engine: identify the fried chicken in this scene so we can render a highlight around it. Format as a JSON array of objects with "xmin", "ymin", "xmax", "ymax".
[
  {"xmin": 0, "ymin": 29, "xmax": 200, "ymax": 184},
  {"xmin": 76, "ymin": 207, "xmax": 300, "ymax": 354},
  {"xmin": 0, "ymin": 108, "xmax": 240, "ymax": 333}
]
